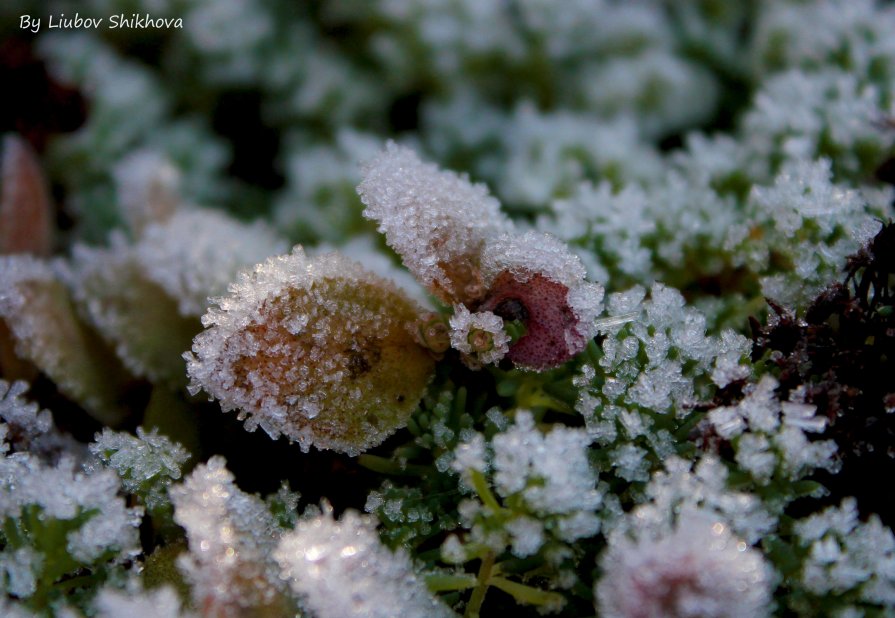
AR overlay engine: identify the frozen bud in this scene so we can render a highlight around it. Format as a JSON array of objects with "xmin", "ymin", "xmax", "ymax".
[
  {"xmin": 357, "ymin": 142, "xmax": 512, "ymax": 305},
  {"xmin": 415, "ymin": 312, "xmax": 451, "ymax": 356},
  {"xmin": 448, "ymin": 305, "xmax": 510, "ymax": 368},
  {"xmin": 274, "ymin": 506, "xmax": 454, "ymax": 618},
  {"xmin": 596, "ymin": 511, "xmax": 774, "ymax": 618},
  {"xmin": 479, "ymin": 232, "xmax": 603, "ymax": 371},
  {"xmin": 186, "ymin": 248, "xmax": 435, "ymax": 455},
  {"xmin": 479, "ymin": 271, "xmax": 603, "ymax": 371}
]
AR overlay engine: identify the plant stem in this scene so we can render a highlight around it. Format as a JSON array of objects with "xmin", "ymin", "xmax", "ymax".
[{"xmin": 465, "ymin": 551, "xmax": 496, "ymax": 618}]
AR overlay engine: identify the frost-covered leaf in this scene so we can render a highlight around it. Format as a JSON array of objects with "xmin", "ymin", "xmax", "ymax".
[
  {"xmin": 0, "ymin": 255, "xmax": 130, "ymax": 425},
  {"xmin": 67, "ymin": 236, "xmax": 200, "ymax": 386},
  {"xmin": 186, "ymin": 248, "xmax": 435, "ymax": 455}
]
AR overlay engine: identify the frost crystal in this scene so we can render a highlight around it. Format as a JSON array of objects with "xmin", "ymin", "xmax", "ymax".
[
  {"xmin": 274, "ymin": 506, "xmax": 454, "ymax": 618},
  {"xmin": 448, "ymin": 305, "xmax": 510, "ymax": 367},
  {"xmin": 631, "ymin": 456, "xmax": 775, "ymax": 546},
  {"xmin": 358, "ymin": 141, "xmax": 511, "ymax": 304},
  {"xmin": 136, "ymin": 208, "xmax": 289, "ymax": 317},
  {"xmin": 171, "ymin": 456, "xmax": 294, "ymax": 616},
  {"xmin": 596, "ymin": 507, "xmax": 774, "ymax": 618},
  {"xmin": 186, "ymin": 247, "xmax": 435, "ymax": 454}
]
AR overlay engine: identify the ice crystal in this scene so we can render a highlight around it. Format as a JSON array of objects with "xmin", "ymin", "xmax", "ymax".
[
  {"xmin": 448, "ymin": 305, "xmax": 510, "ymax": 368},
  {"xmin": 186, "ymin": 247, "xmax": 435, "ymax": 454},
  {"xmin": 575, "ymin": 283, "xmax": 751, "ymax": 475},
  {"xmin": 274, "ymin": 506, "xmax": 454, "ymax": 618},
  {"xmin": 743, "ymin": 69, "xmax": 892, "ymax": 179},
  {"xmin": 358, "ymin": 141, "xmax": 511, "ymax": 305},
  {"xmin": 481, "ymin": 231, "xmax": 587, "ymax": 291},
  {"xmin": 136, "ymin": 208, "xmax": 288, "ymax": 317},
  {"xmin": 596, "ymin": 507, "xmax": 774, "ymax": 618},
  {"xmin": 170, "ymin": 456, "xmax": 293, "ymax": 616}
]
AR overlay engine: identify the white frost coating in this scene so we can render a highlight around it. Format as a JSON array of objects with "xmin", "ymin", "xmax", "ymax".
[
  {"xmin": 94, "ymin": 584, "xmax": 196, "ymax": 618},
  {"xmin": 480, "ymin": 231, "xmax": 586, "ymax": 288},
  {"xmin": 314, "ymin": 235, "xmax": 432, "ymax": 308},
  {"xmin": 0, "ymin": 454, "xmax": 141, "ymax": 564},
  {"xmin": 493, "ymin": 412, "xmax": 601, "ymax": 522},
  {"xmin": 575, "ymin": 282, "xmax": 753, "ymax": 473},
  {"xmin": 448, "ymin": 305, "xmax": 510, "ymax": 367},
  {"xmin": 596, "ymin": 507, "xmax": 774, "ymax": 618},
  {"xmin": 747, "ymin": 159, "xmax": 865, "ymax": 239},
  {"xmin": 357, "ymin": 141, "xmax": 511, "ymax": 302},
  {"xmin": 274, "ymin": 507, "xmax": 455, "ymax": 618},
  {"xmin": 136, "ymin": 208, "xmax": 288, "ymax": 317},
  {"xmin": 185, "ymin": 247, "xmax": 432, "ymax": 454},
  {"xmin": 0, "ymin": 255, "xmax": 57, "ymax": 345},
  {"xmin": 171, "ymin": 456, "xmax": 289, "ymax": 614}
]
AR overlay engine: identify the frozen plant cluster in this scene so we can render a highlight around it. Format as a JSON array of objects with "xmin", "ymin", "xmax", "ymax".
[
  {"xmin": 4, "ymin": 0, "xmax": 895, "ymax": 615},
  {"xmin": 575, "ymin": 283, "xmax": 751, "ymax": 482},
  {"xmin": 170, "ymin": 456, "xmax": 296, "ymax": 616},
  {"xmin": 707, "ymin": 375, "xmax": 839, "ymax": 485},
  {"xmin": 597, "ymin": 507, "xmax": 775, "ymax": 618},
  {"xmin": 795, "ymin": 499, "xmax": 895, "ymax": 608},
  {"xmin": 448, "ymin": 411, "xmax": 601, "ymax": 564},
  {"xmin": 275, "ymin": 506, "xmax": 453, "ymax": 618},
  {"xmin": 89, "ymin": 427, "xmax": 190, "ymax": 518}
]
